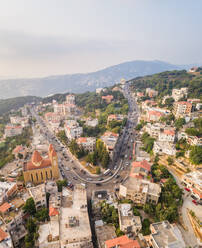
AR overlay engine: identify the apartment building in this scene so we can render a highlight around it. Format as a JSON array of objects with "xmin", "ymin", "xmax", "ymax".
[
  {"xmin": 150, "ymin": 221, "xmax": 186, "ymax": 248},
  {"xmin": 85, "ymin": 118, "xmax": 98, "ymax": 127},
  {"xmin": 158, "ymin": 129, "xmax": 175, "ymax": 143},
  {"xmin": 147, "ymin": 111, "xmax": 164, "ymax": 122},
  {"xmin": 76, "ymin": 137, "xmax": 96, "ymax": 152},
  {"xmin": 153, "ymin": 141, "xmax": 176, "ymax": 156},
  {"xmin": 44, "ymin": 112, "xmax": 61, "ymax": 122},
  {"xmin": 146, "ymin": 88, "xmax": 158, "ymax": 98},
  {"xmin": 173, "ymin": 101, "xmax": 192, "ymax": 118},
  {"xmin": 119, "ymin": 178, "xmax": 161, "ymax": 205},
  {"xmin": 60, "ymin": 185, "xmax": 93, "ymax": 248},
  {"xmin": 0, "ymin": 182, "xmax": 18, "ymax": 205},
  {"xmin": 64, "ymin": 120, "xmax": 83, "ymax": 140},
  {"xmin": 100, "ymin": 131, "xmax": 119, "ymax": 159},
  {"xmin": 102, "ymin": 95, "xmax": 114, "ymax": 103},
  {"xmin": 187, "ymin": 136, "xmax": 202, "ymax": 146},
  {"xmin": 172, "ymin": 88, "xmax": 188, "ymax": 101},
  {"xmin": 182, "ymin": 171, "xmax": 202, "ymax": 199},
  {"xmin": 144, "ymin": 123, "xmax": 165, "ymax": 138},
  {"xmin": 96, "ymin": 88, "xmax": 104, "ymax": 94},
  {"xmin": 66, "ymin": 94, "xmax": 75, "ymax": 105},
  {"xmin": 107, "ymin": 114, "xmax": 124, "ymax": 124},
  {"xmin": 4, "ymin": 124, "xmax": 22, "ymax": 138},
  {"xmin": 28, "ymin": 184, "xmax": 47, "ymax": 210},
  {"xmin": 130, "ymin": 160, "xmax": 151, "ymax": 179},
  {"xmin": 118, "ymin": 204, "xmax": 142, "ymax": 235},
  {"xmin": 0, "ymin": 227, "xmax": 13, "ymax": 248}
]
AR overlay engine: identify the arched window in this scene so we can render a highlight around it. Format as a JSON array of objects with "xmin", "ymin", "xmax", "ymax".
[
  {"xmin": 41, "ymin": 172, "xmax": 43, "ymax": 180},
  {"xmin": 46, "ymin": 171, "xmax": 48, "ymax": 180},
  {"xmin": 31, "ymin": 174, "xmax": 33, "ymax": 182},
  {"xmin": 36, "ymin": 173, "xmax": 38, "ymax": 181},
  {"xmin": 50, "ymin": 170, "xmax": 52, "ymax": 179}
]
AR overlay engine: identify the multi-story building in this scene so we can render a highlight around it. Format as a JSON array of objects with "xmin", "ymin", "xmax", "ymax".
[
  {"xmin": 23, "ymin": 144, "xmax": 59, "ymax": 184},
  {"xmin": 119, "ymin": 178, "xmax": 161, "ymax": 205},
  {"xmin": 130, "ymin": 160, "xmax": 151, "ymax": 179},
  {"xmin": 66, "ymin": 94, "xmax": 75, "ymax": 105},
  {"xmin": 147, "ymin": 111, "xmax": 164, "ymax": 122},
  {"xmin": 96, "ymin": 88, "xmax": 104, "ymax": 94},
  {"xmin": 102, "ymin": 95, "xmax": 114, "ymax": 103},
  {"xmin": 146, "ymin": 88, "xmax": 158, "ymax": 98},
  {"xmin": 172, "ymin": 88, "xmax": 188, "ymax": 101},
  {"xmin": 187, "ymin": 136, "xmax": 202, "ymax": 146},
  {"xmin": 12, "ymin": 145, "xmax": 27, "ymax": 159},
  {"xmin": 0, "ymin": 182, "xmax": 18, "ymax": 205},
  {"xmin": 4, "ymin": 125, "xmax": 22, "ymax": 138},
  {"xmin": 158, "ymin": 129, "xmax": 175, "ymax": 143},
  {"xmin": 44, "ymin": 112, "xmax": 61, "ymax": 122},
  {"xmin": 105, "ymin": 235, "xmax": 140, "ymax": 248},
  {"xmin": 144, "ymin": 123, "xmax": 165, "ymax": 138},
  {"xmin": 118, "ymin": 204, "xmax": 142, "ymax": 235},
  {"xmin": 173, "ymin": 101, "xmax": 192, "ymax": 118},
  {"xmin": 76, "ymin": 137, "xmax": 96, "ymax": 152},
  {"xmin": 153, "ymin": 141, "xmax": 176, "ymax": 156},
  {"xmin": 0, "ymin": 227, "xmax": 13, "ymax": 248},
  {"xmin": 64, "ymin": 120, "xmax": 83, "ymax": 140},
  {"xmin": 28, "ymin": 184, "xmax": 47, "ymax": 210},
  {"xmin": 85, "ymin": 118, "xmax": 98, "ymax": 127},
  {"xmin": 107, "ymin": 114, "xmax": 124, "ymax": 124},
  {"xmin": 150, "ymin": 221, "xmax": 186, "ymax": 248},
  {"xmin": 100, "ymin": 132, "xmax": 119, "ymax": 159},
  {"xmin": 182, "ymin": 171, "xmax": 202, "ymax": 200},
  {"xmin": 60, "ymin": 185, "xmax": 93, "ymax": 248}
]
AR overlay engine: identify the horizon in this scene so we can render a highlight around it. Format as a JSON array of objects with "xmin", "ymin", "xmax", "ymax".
[{"xmin": 0, "ymin": 0, "xmax": 201, "ymax": 78}]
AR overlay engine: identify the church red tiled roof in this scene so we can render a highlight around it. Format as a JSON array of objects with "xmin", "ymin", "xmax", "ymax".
[{"xmin": 32, "ymin": 150, "xmax": 43, "ymax": 165}]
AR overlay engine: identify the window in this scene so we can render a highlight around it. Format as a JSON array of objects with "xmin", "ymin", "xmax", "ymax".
[
  {"xmin": 50, "ymin": 170, "xmax": 52, "ymax": 178},
  {"xmin": 31, "ymin": 174, "xmax": 33, "ymax": 182},
  {"xmin": 41, "ymin": 172, "xmax": 43, "ymax": 180},
  {"xmin": 46, "ymin": 171, "xmax": 48, "ymax": 179},
  {"xmin": 36, "ymin": 173, "xmax": 38, "ymax": 181}
]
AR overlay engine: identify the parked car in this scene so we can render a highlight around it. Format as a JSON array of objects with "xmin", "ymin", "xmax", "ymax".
[
  {"xmin": 184, "ymin": 187, "xmax": 190, "ymax": 192},
  {"xmin": 192, "ymin": 200, "xmax": 198, "ymax": 205}
]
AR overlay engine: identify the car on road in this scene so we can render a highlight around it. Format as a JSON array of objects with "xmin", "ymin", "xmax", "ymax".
[
  {"xmin": 87, "ymin": 178, "xmax": 93, "ymax": 181},
  {"xmin": 184, "ymin": 187, "xmax": 190, "ymax": 192},
  {"xmin": 115, "ymin": 175, "xmax": 120, "ymax": 179},
  {"xmin": 73, "ymin": 176, "xmax": 77, "ymax": 180},
  {"xmin": 96, "ymin": 183, "xmax": 101, "ymax": 186},
  {"xmin": 192, "ymin": 200, "xmax": 198, "ymax": 205}
]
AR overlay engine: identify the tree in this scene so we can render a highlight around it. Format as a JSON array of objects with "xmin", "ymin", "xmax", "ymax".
[
  {"xmin": 185, "ymin": 128, "xmax": 200, "ymax": 137},
  {"xmin": 167, "ymin": 157, "xmax": 174, "ymax": 165},
  {"xmin": 101, "ymin": 150, "xmax": 110, "ymax": 168},
  {"xmin": 35, "ymin": 208, "xmax": 49, "ymax": 222},
  {"xmin": 23, "ymin": 198, "xmax": 36, "ymax": 216},
  {"xmin": 190, "ymin": 146, "xmax": 202, "ymax": 165},
  {"xmin": 133, "ymin": 207, "xmax": 141, "ymax": 216},
  {"xmin": 96, "ymin": 167, "xmax": 101, "ymax": 174},
  {"xmin": 56, "ymin": 179, "xmax": 67, "ymax": 192},
  {"xmin": 141, "ymin": 219, "xmax": 151, "ymax": 235},
  {"xmin": 174, "ymin": 118, "xmax": 185, "ymax": 129}
]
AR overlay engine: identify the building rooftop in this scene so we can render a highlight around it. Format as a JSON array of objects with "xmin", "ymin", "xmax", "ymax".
[
  {"xmin": 0, "ymin": 202, "xmax": 12, "ymax": 213},
  {"xmin": 151, "ymin": 221, "xmax": 186, "ymax": 248},
  {"xmin": 95, "ymin": 223, "xmax": 116, "ymax": 248},
  {"xmin": 105, "ymin": 235, "xmax": 140, "ymax": 248},
  {"xmin": 28, "ymin": 184, "xmax": 46, "ymax": 201}
]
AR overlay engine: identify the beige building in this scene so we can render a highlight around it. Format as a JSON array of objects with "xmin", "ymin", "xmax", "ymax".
[
  {"xmin": 172, "ymin": 88, "xmax": 188, "ymax": 101},
  {"xmin": 118, "ymin": 204, "xmax": 142, "ymax": 235},
  {"xmin": 173, "ymin": 101, "xmax": 192, "ymax": 118},
  {"xmin": 182, "ymin": 171, "xmax": 202, "ymax": 199},
  {"xmin": 150, "ymin": 221, "xmax": 185, "ymax": 248},
  {"xmin": 4, "ymin": 124, "xmax": 22, "ymax": 137},
  {"xmin": 28, "ymin": 184, "xmax": 47, "ymax": 210},
  {"xmin": 100, "ymin": 132, "xmax": 119, "ymax": 159},
  {"xmin": 23, "ymin": 144, "xmax": 59, "ymax": 185},
  {"xmin": 119, "ymin": 178, "xmax": 161, "ymax": 205},
  {"xmin": 76, "ymin": 137, "xmax": 96, "ymax": 152},
  {"xmin": 60, "ymin": 185, "xmax": 93, "ymax": 248},
  {"xmin": 64, "ymin": 120, "xmax": 83, "ymax": 141}
]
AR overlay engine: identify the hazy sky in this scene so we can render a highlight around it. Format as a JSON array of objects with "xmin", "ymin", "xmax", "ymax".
[{"xmin": 0, "ymin": 0, "xmax": 201, "ymax": 78}]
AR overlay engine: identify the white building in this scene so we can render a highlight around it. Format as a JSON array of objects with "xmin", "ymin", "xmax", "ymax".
[
  {"xmin": 0, "ymin": 182, "xmax": 18, "ymax": 205},
  {"xmin": 85, "ymin": 118, "xmax": 98, "ymax": 127},
  {"xmin": 172, "ymin": 88, "xmax": 188, "ymax": 101},
  {"xmin": 4, "ymin": 125, "xmax": 22, "ymax": 138},
  {"xmin": 64, "ymin": 121, "xmax": 83, "ymax": 141},
  {"xmin": 77, "ymin": 137, "xmax": 96, "ymax": 152},
  {"xmin": 100, "ymin": 132, "xmax": 119, "ymax": 159},
  {"xmin": 144, "ymin": 123, "xmax": 165, "ymax": 138},
  {"xmin": 153, "ymin": 141, "xmax": 176, "ymax": 156},
  {"xmin": 66, "ymin": 94, "xmax": 75, "ymax": 105},
  {"xmin": 118, "ymin": 204, "xmax": 142, "ymax": 235},
  {"xmin": 158, "ymin": 129, "xmax": 175, "ymax": 143},
  {"xmin": 96, "ymin": 88, "xmax": 103, "ymax": 94}
]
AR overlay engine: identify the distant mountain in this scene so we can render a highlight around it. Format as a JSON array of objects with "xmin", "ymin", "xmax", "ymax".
[{"xmin": 0, "ymin": 60, "xmax": 195, "ymax": 99}]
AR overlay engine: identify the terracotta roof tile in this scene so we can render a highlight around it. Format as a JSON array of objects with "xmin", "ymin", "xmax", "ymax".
[
  {"xmin": 0, "ymin": 202, "xmax": 12, "ymax": 213},
  {"xmin": 0, "ymin": 228, "xmax": 8, "ymax": 242},
  {"xmin": 105, "ymin": 235, "xmax": 140, "ymax": 248},
  {"xmin": 49, "ymin": 206, "xmax": 59, "ymax": 216}
]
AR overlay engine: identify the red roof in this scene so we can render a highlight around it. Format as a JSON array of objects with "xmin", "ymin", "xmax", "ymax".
[
  {"xmin": 131, "ymin": 160, "xmax": 151, "ymax": 172},
  {"xmin": 0, "ymin": 202, "xmax": 12, "ymax": 213},
  {"xmin": 163, "ymin": 129, "xmax": 175, "ymax": 136},
  {"xmin": 177, "ymin": 101, "xmax": 192, "ymax": 107},
  {"xmin": 77, "ymin": 137, "xmax": 87, "ymax": 143},
  {"xmin": 148, "ymin": 111, "xmax": 164, "ymax": 117},
  {"xmin": 192, "ymin": 188, "xmax": 202, "ymax": 199},
  {"xmin": 32, "ymin": 150, "xmax": 43, "ymax": 165},
  {"xmin": 49, "ymin": 206, "xmax": 59, "ymax": 216},
  {"xmin": 13, "ymin": 145, "xmax": 23, "ymax": 154},
  {"xmin": 0, "ymin": 228, "xmax": 8, "ymax": 242},
  {"xmin": 105, "ymin": 235, "xmax": 140, "ymax": 248}
]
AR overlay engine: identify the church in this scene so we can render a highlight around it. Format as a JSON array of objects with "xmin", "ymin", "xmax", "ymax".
[{"xmin": 23, "ymin": 144, "xmax": 59, "ymax": 184}]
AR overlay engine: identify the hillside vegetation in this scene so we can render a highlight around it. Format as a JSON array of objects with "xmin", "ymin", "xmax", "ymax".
[{"xmin": 129, "ymin": 69, "xmax": 202, "ymax": 99}]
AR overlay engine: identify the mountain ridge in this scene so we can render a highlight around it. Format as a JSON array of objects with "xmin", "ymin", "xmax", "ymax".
[{"xmin": 0, "ymin": 60, "xmax": 198, "ymax": 99}]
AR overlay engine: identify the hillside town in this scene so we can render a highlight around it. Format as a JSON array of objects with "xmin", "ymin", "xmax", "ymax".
[{"xmin": 0, "ymin": 69, "xmax": 201, "ymax": 248}]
